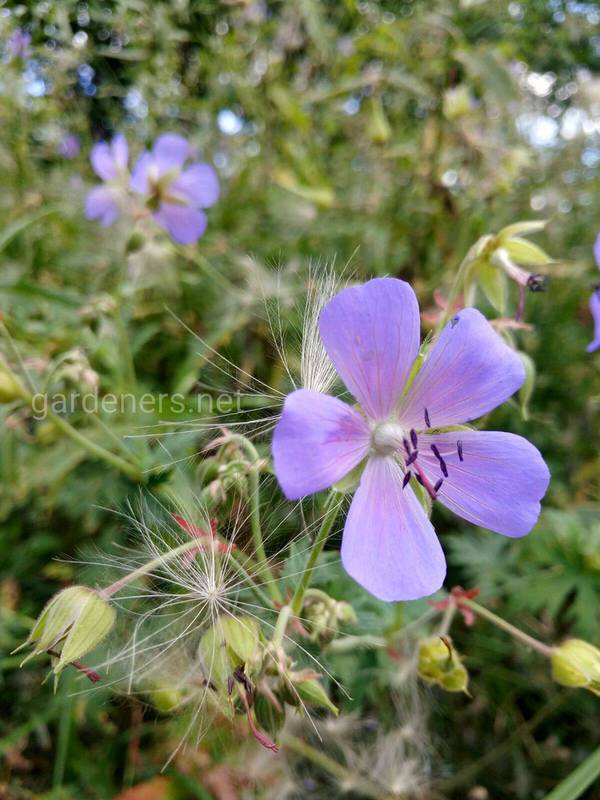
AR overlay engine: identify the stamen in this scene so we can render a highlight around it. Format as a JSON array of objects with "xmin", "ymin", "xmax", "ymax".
[
  {"xmin": 526, "ymin": 273, "xmax": 548, "ymax": 292},
  {"xmin": 415, "ymin": 473, "xmax": 424, "ymax": 486},
  {"xmin": 406, "ymin": 450, "xmax": 418, "ymax": 466},
  {"xmin": 430, "ymin": 444, "xmax": 449, "ymax": 477},
  {"xmin": 403, "ymin": 438, "xmax": 412, "ymax": 456},
  {"xmin": 402, "ymin": 471, "xmax": 412, "ymax": 489},
  {"xmin": 424, "ymin": 408, "xmax": 431, "ymax": 428},
  {"xmin": 457, "ymin": 440, "xmax": 463, "ymax": 461},
  {"xmin": 434, "ymin": 478, "xmax": 444, "ymax": 493},
  {"xmin": 410, "ymin": 429, "xmax": 418, "ymax": 450}
]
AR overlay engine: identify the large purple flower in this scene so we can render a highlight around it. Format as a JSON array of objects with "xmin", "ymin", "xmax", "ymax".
[
  {"xmin": 130, "ymin": 134, "xmax": 219, "ymax": 245},
  {"xmin": 85, "ymin": 134, "xmax": 129, "ymax": 227},
  {"xmin": 272, "ymin": 278, "xmax": 550, "ymax": 602},
  {"xmin": 587, "ymin": 234, "xmax": 600, "ymax": 353}
]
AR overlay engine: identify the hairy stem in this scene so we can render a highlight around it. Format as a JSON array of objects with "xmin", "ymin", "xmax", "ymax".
[
  {"xmin": 291, "ymin": 493, "xmax": 341, "ymax": 617},
  {"xmin": 462, "ymin": 598, "xmax": 552, "ymax": 658}
]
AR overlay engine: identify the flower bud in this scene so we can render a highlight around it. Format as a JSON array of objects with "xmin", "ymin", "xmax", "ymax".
[
  {"xmin": 199, "ymin": 615, "xmax": 262, "ymax": 693},
  {"xmin": 293, "ymin": 677, "xmax": 338, "ymax": 715},
  {"xmin": 17, "ymin": 586, "xmax": 115, "ymax": 677},
  {"xmin": 551, "ymin": 639, "xmax": 600, "ymax": 696},
  {"xmin": 418, "ymin": 636, "xmax": 469, "ymax": 694},
  {"xmin": 0, "ymin": 363, "xmax": 27, "ymax": 403}
]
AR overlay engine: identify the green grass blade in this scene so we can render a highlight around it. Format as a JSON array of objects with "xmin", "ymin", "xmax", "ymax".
[{"xmin": 542, "ymin": 745, "xmax": 600, "ymax": 800}]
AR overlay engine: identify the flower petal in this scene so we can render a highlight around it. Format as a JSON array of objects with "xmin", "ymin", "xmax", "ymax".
[
  {"xmin": 341, "ymin": 456, "xmax": 446, "ymax": 601},
  {"xmin": 110, "ymin": 133, "xmax": 128, "ymax": 171},
  {"xmin": 587, "ymin": 290, "xmax": 600, "ymax": 353},
  {"xmin": 90, "ymin": 141, "xmax": 117, "ymax": 181},
  {"xmin": 169, "ymin": 163, "xmax": 220, "ymax": 208},
  {"xmin": 154, "ymin": 203, "xmax": 208, "ymax": 245},
  {"xmin": 130, "ymin": 151, "xmax": 153, "ymax": 195},
  {"xmin": 398, "ymin": 308, "xmax": 525, "ymax": 430},
  {"xmin": 272, "ymin": 389, "xmax": 370, "ymax": 500},
  {"xmin": 416, "ymin": 430, "xmax": 550, "ymax": 537},
  {"xmin": 153, "ymin": 133, "xmax": 190, "ymax": 174},
  {"xmin": 319, "ymin": 278, "xmax": 420, "ymax": 421},
  {"xmin": 85, "ymin": 185, "xmax": 120, "ymax": 226},
  {"xmin": 594, "ymin": 233, "xmax": 600, "ymax": 271}
]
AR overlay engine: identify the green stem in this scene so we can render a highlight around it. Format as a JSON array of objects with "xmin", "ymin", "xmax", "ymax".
[
  {"xmin": 434, "ymin": 245, "xmax": 477, "ymax": 334},
  {"xmin": 271, "ymin": 604, "xmax": 292, "ymax": 647},
  {"xmin": 219, "ymin": 434, "xmax": 282, "ymax": 603},
  {"xmin": 462, "ymin": 598, "xmax": 552, "ymax": 658},
  {"xmin": 44, "ymin": 407, "xmax": 144, "ymax": 483},
  {"xmin": 99, "ymin": 540, "xmax": 201, "ymax": 598},
  {"xmin": 281, "ymin": 734, "xmax": 390, "ymax": 800},
  {"xmin": 291, "ymin": 493, "xmax": 340, "ymax": 617},
  {"xmin": 52, "ymin": 675, "xmax": 74, "ymax": 788},
  {"xmin": 114, "ymin": 309, "xmax": 137, "ymax": 392}
]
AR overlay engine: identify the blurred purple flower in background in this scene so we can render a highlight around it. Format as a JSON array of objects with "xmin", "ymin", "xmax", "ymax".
[
  {"xmin": 130, "ymin": 133, "xmax": 219, "ymax": 245},
  {"xmin": 586, "ymin": 233, "xmax": 600, "ymax": 353},
  {"xmin": 58, "ymin": 134, "xmax": 81, "ymax": 160},
  {"xmin": 85, "ymin": 134, "xmax": 129, "ymax": 227},
  {"xmin": 272, "ymin": 278, "xmax": 550, "ymax": 602},
  {"xmin": 7, "ymin": 28, "xmax": 32, "ymax": 60}
]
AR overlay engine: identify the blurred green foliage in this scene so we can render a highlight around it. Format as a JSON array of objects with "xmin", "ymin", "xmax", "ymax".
[{"xmin": 0, "ymin": 1, "xmax": 599, "ymax": 799}]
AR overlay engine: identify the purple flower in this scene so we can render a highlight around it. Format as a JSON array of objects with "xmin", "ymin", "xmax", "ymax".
[
  {"xmin": 7, "ymin": 29, "xmax": 32, "ymax": 59},
  {"xmin": 130, "ymin": 133, "xmax": 219, "ymax": 245},
  {"xmin": 85, "ymin": 134, "xmax": 129, "ymax": 227},
  {"xmin": 272, "ymin": 278, "xmax": 550, "ymax": 602},
  {"xmin": 58, "ymin": 133, "xmax": 81, "ymax": 160},
  {"xmin": 587, "ymin": 234, "xmax": 600, "ymax": 353}
]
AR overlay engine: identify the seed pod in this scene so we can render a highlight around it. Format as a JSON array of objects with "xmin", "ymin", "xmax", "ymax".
[
  {"xmin": 551, "ymin": 639, "xmax": 600, "ymax": 696},
  {"xmin": 17, "ymin": 586, "xmax": 115, "ymax": 679},
  {"xmin": 418, "ymin": 636, "xmax": 469, "ymax": 694}
]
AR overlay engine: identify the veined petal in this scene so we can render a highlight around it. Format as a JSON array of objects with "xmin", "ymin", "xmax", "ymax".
[
  {"xmin": 594, "ymin": 232, "xmax": 600, "ymax": 270},
  {"xmin": 416, "ymin": 430, "xmax": 550, "ymax": 537},
  {"xmin": 170, "ymin": 163, "xmax": 220, "ymax": 208},
  {"xmin": 154, "ymin": 203, "xmax": 207, "ymax": 245},
  {"xmin": 85, "ymin": 185, "xmax": 119, "ymax": 226},
  {"xmin": 90, "ymin": 141, "xmax": 117, "ymax": 181},
  {"xmin": 319, "ymin": 278, "xmax": 420, "ymax": 421},
  {"xmin": 586, "ymin": 290, "xmax": 600, "ymax": 354},
  {"xmin": 341, "ymin": 456, "xmax": 446, "ymax": 601},
  {"xmin": 398, "ymin": 308, "xmax": 525, "ymax": 429},
  {"xmin": 153, "ymin": 133, "xmax": 190, "ymax": 174},
  {"xmin": 272, "ymin": 389, "xmax": 370, "ymax": 500}
]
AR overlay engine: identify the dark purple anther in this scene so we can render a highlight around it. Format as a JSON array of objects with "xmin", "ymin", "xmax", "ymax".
[
  {"xmin": 403, "ymin": 438, "xmax": 412, "ymax": 456},
  {"xmin": 415, "ymin": 473, "xmax": 424, "ymax": 487},
  {"xmin": 406, "ymin": 450, "xmax": 418, "ymax": 466},
  {"xmin": 410, "ymin": 429, "xmax": 418, "ymax": 449},
  {"xmin": 402, "ymin": 471, "xmax": 412, "ymax": 489},
  {"xmin": 433, "ymin": 478, "xmax": 444, "ymax": 493},
  {"xmin": 424, "ymin": 408, "xmax": 431, "ymax": 428},
  {"xmin": 430, "ymin": 444, "xmax": 449, "ymax": 477},
  {"xmin": 457, "ymin": 440, "xmax": 463, "ymax": 461}
]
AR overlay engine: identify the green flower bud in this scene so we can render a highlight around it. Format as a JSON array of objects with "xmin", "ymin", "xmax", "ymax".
[
  {"xmin": 443, "ymin": 85, "xmax": 473, "ymax": 120},
  {"xmin": 418, "ymin": 636, "xmax": 469, "ymax": 694},
  {"xmin": 199, "ymin": 615, "xmax": 261, "ymax": 693},
  {"xmin": 151, "ymin": 687, "xmax": 182, "ymax": 713},
  {"xmin": 0, "ymin": 370, "xmax": 26, "ymax": 403},
  {"xmin": 17, "ymin": 586, "xmax": 115, "ymax": 677},
  {"xmin": 294, "ymin": 677, "xmax": 339, "ymax": 715},
  {"xmin": 551, "ymin": 639, "xmax": 600, "ymax": 696}
]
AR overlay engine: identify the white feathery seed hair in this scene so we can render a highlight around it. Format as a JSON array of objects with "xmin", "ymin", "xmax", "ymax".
[{"xmin": 71, "ymin": 490, "xmax": 347, "ymax": 764}]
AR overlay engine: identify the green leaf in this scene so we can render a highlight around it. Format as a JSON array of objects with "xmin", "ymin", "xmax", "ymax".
[
  {"xmin": 0, "ymin": 207, "xmax": 58, "ymax": 253},
  {"xmin": 541, "ymin": 745, "xmax": 600, "ymax": 800}
]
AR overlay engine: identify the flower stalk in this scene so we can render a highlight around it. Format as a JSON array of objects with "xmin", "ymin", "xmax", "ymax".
[
  {"xmin": 291, "ymin": 492, "xmax": 341, "ymax": 618},
  {"xmin": 460, "ymin": 598, "xmax": 552, "ymax": 658}
]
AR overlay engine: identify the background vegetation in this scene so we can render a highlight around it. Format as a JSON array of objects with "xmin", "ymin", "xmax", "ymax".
[{"xmin": 0, "ymin": 1, "xmax": 599, "ymax": 798}]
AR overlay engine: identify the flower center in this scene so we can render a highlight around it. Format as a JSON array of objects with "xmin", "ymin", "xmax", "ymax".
[{"xmin": 371, "ymin": 421, "xmax": 405, "ymax": 456}]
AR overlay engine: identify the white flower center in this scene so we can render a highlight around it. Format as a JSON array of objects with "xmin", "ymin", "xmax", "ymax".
[{"xmin": 371, "ymin": 421, "xmax": 405, "ymax": 456}]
